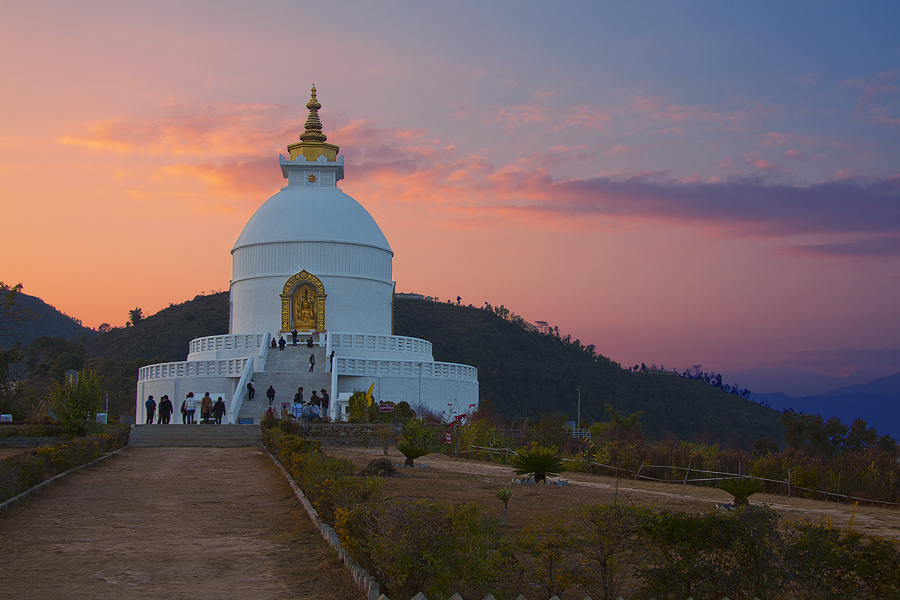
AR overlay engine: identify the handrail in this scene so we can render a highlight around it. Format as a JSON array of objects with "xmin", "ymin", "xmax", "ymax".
[
  {"xmin": 333, "ymin": 357, "xmax": 477, "ymax": 381},
  {"xmin": 137, "ymin": 358, "xmax": 249, "ymax": 381},
  {"xmin": 228, "ymin": 357, "xmax": 255, "ymax": 424}
]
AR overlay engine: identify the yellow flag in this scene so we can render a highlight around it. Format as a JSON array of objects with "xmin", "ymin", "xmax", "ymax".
[{"xmin": 365, "ymin": 383, "xmax": 375, "ymax": 407}]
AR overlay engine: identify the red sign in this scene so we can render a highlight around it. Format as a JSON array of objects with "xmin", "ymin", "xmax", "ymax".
[{"xmin": 378, "ymin": 402, "xmax": 395, "ymax": 413}]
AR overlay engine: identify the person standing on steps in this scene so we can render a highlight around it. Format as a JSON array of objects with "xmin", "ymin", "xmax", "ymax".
[
  {"xmin": 320, "ymin": 389, "xmax": 330, "ymax": 419},
  {"xmin": 247, "ymin": 379, "xmax": 255, "ymax": 400},
  {"xmin": 310, "ymin": 391, "xmax": 321, "ymax": 421},
  {"xmin": 158, "ymin": 395, "xmax": 173, "ymax": 424},
  {"xmin": 145, "ymin": 395, "xmax": 156, "ymax": 424},
  {"xmin": 291, "ymin": 328, "xmax": 298, "ymax": 346},
  {"xmin": 183, "ymin": 392, "xmax": 196, "ymax": 424},
  {"xmin": 309, "ymin": 353, "xmax": 315, "ymax": 372},
  {"xmin": 266, "ymin": 385, "xmax": 276, "ymax": 407},
  {"xmin": 293, "ymin": 386, "xmax": 303, "ymax": 406},
  {"xmin": 278, "ymin": 336, "xmax": 286, "ymax": 351}
]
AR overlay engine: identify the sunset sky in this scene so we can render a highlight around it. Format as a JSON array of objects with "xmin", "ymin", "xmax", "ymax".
[{"xmin": 2, "ymin": 2, "xmax": 898, "ymax": 394}]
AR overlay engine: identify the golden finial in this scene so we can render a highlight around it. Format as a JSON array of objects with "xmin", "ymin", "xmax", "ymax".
[
  {"xmin": 300, "ymin": 84, "xmax": 327, "ymax": 143},
  {"xmin": 287, "ymin": 84, "xmax": 339, "ymax": 162}
]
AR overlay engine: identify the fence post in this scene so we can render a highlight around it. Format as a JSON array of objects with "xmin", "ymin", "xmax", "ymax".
[
  {"xmin": 788, "ymin": 468, "xmax": 792, "ymax": 497},
  {"xmin": 683, "ymin": 457, "xmax": 692, "ymax": 486}
]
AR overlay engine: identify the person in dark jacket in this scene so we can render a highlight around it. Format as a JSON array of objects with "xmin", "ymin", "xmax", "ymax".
[{"xmin": 213, "ymin": 397, "xmax": 227, "ymax": 424}]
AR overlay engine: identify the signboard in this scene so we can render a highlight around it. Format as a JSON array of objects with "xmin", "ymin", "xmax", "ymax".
[
  {"xmin": 95, "ymin": 413, "xmax": 108, "ymax": 424},
  {"xmin": 378, "ymin": 402, "xmax": 395, "ymax": 413},
  {"xmin": 238, "ymin": 417, "xmax": 254, "ymax": 425},
  {"xmin": 445, "ymin": 431, "xmax": 452, "ymax": 443}
]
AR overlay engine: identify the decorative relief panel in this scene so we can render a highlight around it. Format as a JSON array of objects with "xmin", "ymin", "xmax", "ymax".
[{"xmin": 280, "ymin": 269, "xmax": 326, "ymax": 332}]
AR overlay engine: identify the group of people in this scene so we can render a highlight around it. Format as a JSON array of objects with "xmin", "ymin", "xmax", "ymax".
[
  {"xmin": 144, "ymin": 392, "xmax": 227, "ymax": 425},
  {"xmin": 262, "ymin": 385, "xmax": 330, "ymax": 424}
]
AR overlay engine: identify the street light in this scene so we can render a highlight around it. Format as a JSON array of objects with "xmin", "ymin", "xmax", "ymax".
[
  {"xmin": 417, "ymin": 362, "xmax": 422, "ymax": 408},
  {"xmin": 577, "ymin": 386, "xmax": 581, "ymax": 430}
]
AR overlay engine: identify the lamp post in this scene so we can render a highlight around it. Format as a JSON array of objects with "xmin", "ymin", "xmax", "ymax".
[
  {"xmin": 577, "ymin": 386, "xmax": 581, "ymax": 430},
  {"xmin": 417, "ymin": 362, "xmax": 422, "ymax": 408}
]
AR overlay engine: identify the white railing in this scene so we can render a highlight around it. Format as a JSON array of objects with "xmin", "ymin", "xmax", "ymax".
[
  {"xmin": 227, "ymin": 357, "xmax": 255, "ymax": 424},
  {"xmin": 138, "ymin": 358, "xmax": 250, "ymax": 381},
  {"xmin": 329, "ymin": 333, "xmax": 432, "ymax": 356},
  {"xmin": 189, "ymin": 333, "xmax": 268, "ymax": 355},
  {"xmin": 334, "ymin": 358, "xmax": 477, "ymax": 382}
]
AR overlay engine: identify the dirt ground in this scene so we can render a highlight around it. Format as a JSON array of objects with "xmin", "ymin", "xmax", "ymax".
[
  {"xmin": 327, "ymin": 445, "xmax": 900, "ymax": 540},
  {"xmin": 0, "ymin": 447, "xmax": 364, "ymax": 600},
  {"xmin": 0, "ymin": 448, "xmax": 31, "ymax": 460}
]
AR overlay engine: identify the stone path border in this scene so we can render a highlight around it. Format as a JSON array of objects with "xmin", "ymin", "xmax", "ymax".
[
  {"xmin": 0, "ymin": 447, "xmax": 126, "ymax": 512},
  {"xmin": 267, "ymin": 453, "xmax": 382, "ymax": 600}
]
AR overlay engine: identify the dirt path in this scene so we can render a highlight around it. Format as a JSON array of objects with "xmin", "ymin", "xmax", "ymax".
[
  {"xmin": 0, "ymin": 447, "xmax": 363, "ymax": 600},
  {"xmin": 329, "ymin": 446, "xmax": 900, "ymax": 540}
]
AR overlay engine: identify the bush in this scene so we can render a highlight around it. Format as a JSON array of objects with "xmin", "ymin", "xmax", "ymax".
[
  {"xmin": 719, "ymin": 477, "xmax": 764, "ymax": 505},
  {"xmin": 49, "ymin": 370, "xmax": 102, "ymax": 435},
  {"xmin": 0, "ymin": 431, "xmax": 125, "ymax": 502},
  {"xmin": 336, "ymin": 499, "xmax": 503, "ymax": 599}
]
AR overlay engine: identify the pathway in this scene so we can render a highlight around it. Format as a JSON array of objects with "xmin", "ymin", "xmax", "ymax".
[{"xmin": 0, "ymin": 447, "xmax": 363, "ymax": 600}]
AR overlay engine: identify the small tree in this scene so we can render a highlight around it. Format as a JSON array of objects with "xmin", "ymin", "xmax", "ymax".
[
  {"xmin": 497, "ymin": 485, "xmax": 513, "ymax": 526},
  {"xmin": 50, "ymin": 370, "xmax": 102, "ymax": 434}
]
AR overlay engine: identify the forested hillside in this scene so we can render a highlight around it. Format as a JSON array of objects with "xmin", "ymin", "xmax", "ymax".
[
  {"xmin": 11, "ymin": 291, "xmax": 783, "ymax": 447},
  {"xmin": 393, "ymin": 298, "xmax": 782, "ymax": 447}
]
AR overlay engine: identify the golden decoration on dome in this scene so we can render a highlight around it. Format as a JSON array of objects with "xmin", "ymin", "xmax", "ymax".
[{"xmin": 308, "ymin": 174, "xmax": 317, "ymax": 183}]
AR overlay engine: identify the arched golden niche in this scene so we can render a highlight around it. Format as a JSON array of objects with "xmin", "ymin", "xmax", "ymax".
[{"xmin": 280, "ymin": 270, "xmax": 326, "ymax": 332}]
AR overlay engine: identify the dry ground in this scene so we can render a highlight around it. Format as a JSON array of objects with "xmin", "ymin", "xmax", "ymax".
[
  {"xmin": 0, "ymin": 448, "xmax": 32, "ymax": 460},
  {"xmin": 0, "ymin": 447, "xmax": 364, "ymax": 600},
  {"xmin": 327, "ymin": 444, "xmax": 900, "ymax": 540}
]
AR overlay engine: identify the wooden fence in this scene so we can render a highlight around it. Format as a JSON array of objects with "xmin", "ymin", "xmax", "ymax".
[{"xmin": 461, "ymin": 444, "xmax": 900, "ymax": 508}]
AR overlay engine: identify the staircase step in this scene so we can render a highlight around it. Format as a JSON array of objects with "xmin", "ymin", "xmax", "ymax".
[{"xmin": 128, "ymin": 424, "xmax": 262, "ymax": 447}]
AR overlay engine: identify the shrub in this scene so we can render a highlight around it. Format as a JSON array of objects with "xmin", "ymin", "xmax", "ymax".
[
  {"xmin": 336, "ymin": 499, "xmax": 503, "ymax": 599},
  {"xmin": 579, "ymin": 503, "xmax": 653, "ymax": 600},
  {"xmin": 396, "ymin": 436, "xmax": 430, "ymax": 467},
  {"xmin": 512, "ymin": 447, "xmax": 565, "ymax": 483},
  {"xmin": 515, "ymin": 516, "xmax": 583, "ymax": 599},
  {"xmin": 49, "ymin": 370, "xmax": 103, "ymax": 435}
]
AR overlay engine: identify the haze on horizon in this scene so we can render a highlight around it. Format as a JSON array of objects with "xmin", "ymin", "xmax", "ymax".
[{"xmin": 1, "ymin": 1, "xmax": 898, "ymax": 394}]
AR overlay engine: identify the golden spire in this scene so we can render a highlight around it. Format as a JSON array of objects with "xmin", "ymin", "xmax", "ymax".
[
  {"xmin": 287, "ymin": 84, "xmax": 339, "ymax": 161},
  {"xmin": 300, "ymin": 85, "xmax": 327, "ymax": 143}
]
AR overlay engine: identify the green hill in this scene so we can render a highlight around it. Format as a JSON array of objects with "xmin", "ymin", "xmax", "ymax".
[
  {"xmin": 72, "ymin": 292, "xmax": 781, "ymax": 447},
  {"xmin": 394, "ymin": 298, "xmax": 782, "ymax": 447}
]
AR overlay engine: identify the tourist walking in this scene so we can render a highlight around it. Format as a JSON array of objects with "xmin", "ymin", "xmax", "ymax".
[
  {"xmin": 308, "ymin": 353, "xmax": 315, "ymax": 372},
  {"xmin": 145, "ymin": 395, "xmax": 156, "ymax": 424},
  {"xmin": 247, "ymin": 379, "xmax": 255, "ymax": 400},
  {"xmin": 266, "ymin": 385, "xmax": 276, "ymax": 407},
  {"xmin": 213, "ymin": 396, "xmax": 227, "ymax": 424},
  {"xmin": 200, "ymin": 392, "xmax": 213, "ymax": 423}
]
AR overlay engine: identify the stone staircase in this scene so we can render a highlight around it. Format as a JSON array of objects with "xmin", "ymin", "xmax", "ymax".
[
  {"xmin": 128, "ymin": 424, "xmax": 263, "ymax": 447},
  {"xmin": 238, "ymin": 344, "xmax": 332, "ymax": 423}
]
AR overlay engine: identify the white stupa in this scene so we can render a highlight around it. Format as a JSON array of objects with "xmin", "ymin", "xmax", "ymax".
[{"xmin": 135, "ymin": 87, "xmax": 479, "ymax": 423}]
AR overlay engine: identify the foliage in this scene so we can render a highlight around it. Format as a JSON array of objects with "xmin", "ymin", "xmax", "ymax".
[
  {"xmin": 579, "ymin": 503, "xmax": 653, "ymax": 600},
  {"xmin": 496, "ymin": 485, "xmax": 513, "ymax": 526},
  {"xmin": 788, "ymin": 518, "xmax": 900, "ymax": 600},
  {"xmin": 515, "ymin": 516, "xmax": 583, "ymax": 599},
  {"xmin": 511, "ymin": 446, "xmax": 566, "ymax": 483},
  {"xmin": 392, "ymin": 297, "xmax": 784, "ymax": 447},
  {"xmin": 526, "ymin": 412, "xmax": 570, "ymax": 451},
  {"xmin": 719, "ymin": 477, "xmax": 765, "ymax": 506},
  {"xmin": 49, "ymin": 370, "xmax": 103, "ymax": 435},
  {"xmin": 336, "ymin": 500, "xmax": 503, "ymax": 599},
  {"xmin": 347, "ymin": 389, "xmax": 377, "ymax": 423},
  {"xmin": 396, "ymin": 436, "xmax": 430, "ymax": 467},
  {"xmin": 0, "ymin": 426, "xmax": 129, "ymax": 502}
]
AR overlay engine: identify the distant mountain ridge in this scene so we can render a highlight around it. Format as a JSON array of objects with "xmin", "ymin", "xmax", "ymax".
[{"xmin": 752, "ymin": 372, "xmax": 900, "ymax": 438}]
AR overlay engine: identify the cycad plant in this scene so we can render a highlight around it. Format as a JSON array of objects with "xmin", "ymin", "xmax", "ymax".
[
  {"xmin": 396, "ymin": 436, "xmax": 430, "ymax": 467},
  {"xmin": 496, "ymin": 485, "xmax": 513, "ymax": 526},
  {"xmin": 718, "ymin": 477, "xmax": 764, "ymax": 506},
  {"xmin": 512, "ymin": 447, "xmax": 566, "ymax": 483}
]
